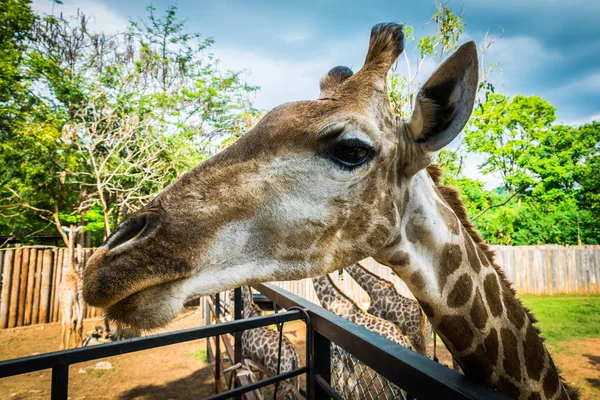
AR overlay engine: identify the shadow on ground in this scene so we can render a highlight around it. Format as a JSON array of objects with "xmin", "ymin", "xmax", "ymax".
[
  {"xmin": 584, "ymin": 354, "xmax": 600, "ymax": 389},
  {"xmin": 117, "ymin": 365, "xmax": 214, "ymax": 399}
]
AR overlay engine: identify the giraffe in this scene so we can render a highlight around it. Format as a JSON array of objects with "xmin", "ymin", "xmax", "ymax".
[
  {"xmin": 344, "ymin": 262, "xmax": 430, "ymax": 356},
  {"xmin": 233, "ymin": 286, "xmax": 299, "ymax": 399},
  {"xmin": 83, "ymin": 23, "xmax": 578, "ymax": 399},
  {"xmin": 312, "ymin": 274, "xmax": 411, "ymax": 399},
  {"xmin": 58, "ymin": 225, "xmax": 85, "ymax": 350}
]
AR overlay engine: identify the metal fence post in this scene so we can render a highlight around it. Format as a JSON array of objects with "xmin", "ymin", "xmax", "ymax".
[
  {"xmin": 50, "ymin": 362, "xmax": 69, "ymax": 400},
  {"xmin": 313, "ymin": 330, "xmax": 331, "ymax": 400},
  {"xmin": 233, "ymin": 287, "xmax": 242, "ymax": 400},
  {"xmin": 215, "ymin": 293, "xmax": 221, "ymax": 393}
]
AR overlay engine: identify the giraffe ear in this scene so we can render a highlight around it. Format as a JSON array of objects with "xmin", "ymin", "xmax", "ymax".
[
  {"xmin": 408, "ymin": 41, "xmax": 478, "ymax": 152},
  {"xmin": 319, "ymin": 66, "xmax": 354, "ymax": 98}
]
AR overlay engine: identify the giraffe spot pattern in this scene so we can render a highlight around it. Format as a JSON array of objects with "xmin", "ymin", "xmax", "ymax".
[
  {"xmin": 501, "ymin": 328, "xmax": 523, "ymax": 382},
  {"xmin": 476, "ymin": 246, "xmax": 491, "ymax": 267},
  {"xmin": 460, "ymin": 343, "xmax": 493, "ymax": 381},
  {"xmin": 470, "ymin": 289, "xmax": 489, "ymax": 330},
  {"xmin": 420, "ymin": 300, "xmax": 435, "ymax": 319},
  {"xmin": 438, "ymin": 315, "xmax": 473, "ymax": 352},
  {"xmin": 484, "ymin": 274, "xmax": 504, "ymax": 317},
  {"xmin": 437, "ymin": 201, "xmax": 460, "ymax": 235},
  {"xmin": 484, "ymin": 328, "xmax": 499, "ymax": 366},
  {"xmin": 543, "ymin": 359, "xmax": 560, "ymax": 398},
  {"xmin": 437, "ymin": 243, "xmax": 463, "ymax": 290},
  {"xmin": 406, "ymin": 221, "xmax": 432, "ymax": 246},
  {"xmin": 497, "ymin": 376, "xmax": 521, "ymax": 398},
  {"xmin": 411, "ymin": 271, "xmax": 425, "ymax": 291},
  {"xmin": 463, "ymin": 227, "xmax": 481, "ymax": 273},
  {"xmin": 447, "ymin": 273, "xmax": 473, "ymax": 308},
  {"xmin": 388, "ymin": 251, "xmax": 410, "ymax": 267},
  {"xmin": 527, "ymin": 393, "xmax": 542, "ymax": 400},
  {"xmin": 503, "ymin": 286, "xmax": 526, "ymax": 330}
]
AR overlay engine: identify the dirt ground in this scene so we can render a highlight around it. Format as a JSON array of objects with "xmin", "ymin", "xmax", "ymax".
[
  {"xmin": 0, "ymin": 311, "xmax": 598, "ymax": 399},
  {"xmin": 552, "ymin": 338, "xmax": 600, "ymax": 400},
  {"xmin": 0, "ymin": 309, "xmax": 215, "ymax": 400}
]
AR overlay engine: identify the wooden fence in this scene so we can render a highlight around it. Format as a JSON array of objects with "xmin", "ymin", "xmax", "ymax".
[
  {"xmin": 1, "ymin": 244, "xmax": 599, "ymax": 329},
  {"xmin": 0, "ymin": 247, "xmax": 101, "ymax": 329}
]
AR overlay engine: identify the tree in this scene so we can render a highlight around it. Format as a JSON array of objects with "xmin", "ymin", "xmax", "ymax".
[{"xmin": 0, "ymin": 3, "xmax": 259, "ymax": 245}]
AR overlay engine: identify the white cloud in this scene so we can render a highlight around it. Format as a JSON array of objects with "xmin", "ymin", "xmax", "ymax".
[
  {"xmin": 278, "ymin": 32, "xmax": 310, "ymax": 43},
  {"xmin": 483, "ymin": 35, "xmax": 561, "ymax": 94},
  {"xmin": 31, "ymin": 0, "xmax": 128, "ymax": 35},
  {"xmin": 562, "ymin": 111, "xmax": 600, "ymax": 126},
  {"xmin": 462, "ymin": 154, "xmax": 504, "ymax": 190},
  {"xmin": 213, "ymin": 35, "xmax": 366, "ymax": 110},
  {"xmin": 555, "ymin": 71, "xmax": 600, "ymax": 95}
]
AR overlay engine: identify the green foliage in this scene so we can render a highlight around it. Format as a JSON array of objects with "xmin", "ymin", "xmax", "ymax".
[
  {"xmin": 188, "ymin": 348, "xmax": 208, "ymax": 363},
  {"xmin": 518, "ymin": 294, "xmax": 600, "ymax": 347},
  {"xmin": 0, "ymin": 3, "xmax": 259, "ymax": 245}
]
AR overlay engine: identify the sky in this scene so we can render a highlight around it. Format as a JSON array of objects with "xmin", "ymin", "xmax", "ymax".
[{"xmin": 31, "ymin": 0, "xmax": 600, "ymax": 187}]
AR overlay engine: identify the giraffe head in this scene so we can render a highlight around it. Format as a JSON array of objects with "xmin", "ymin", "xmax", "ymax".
[{"xmin": 83, "ymin": 23, "xmax": 478, "ymax": 329}]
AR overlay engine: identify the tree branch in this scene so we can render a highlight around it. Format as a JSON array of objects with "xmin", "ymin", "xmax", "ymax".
[{"xmin": 471, "ymin": 183, "xmax": 527, "ymax": 221}]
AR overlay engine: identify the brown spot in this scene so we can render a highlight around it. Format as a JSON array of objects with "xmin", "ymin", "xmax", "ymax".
[
  {"xmin": 386, "ymin": 232, "xmax": 402, "ymax": 249},
  {"xmin": 406, "ymin": 220, "xmax": 432, "ymax": 246},
  {"xmin": 460, "ymin": 343, "xmax": 493, "ymax": 380},
  {"xmin": 476, "ymin": 246, "xmax": 491, "ymax": 267},
  {"xmin": 411, "ymin": 271, "xmax": 425, "ymax": 291},
  {"xmin": 447, "ymin": 274, "xmax": 473, "ymax": 308},
  {"xmin": 484, "ymin": 274, "xmax": 504, "ymax": 317},
  {"xmin": 420, "ymin": 301, "xmax": 435, "ymax": 318},
  {"xmin": 437, "ymin": 315, "xmax": 473, "ymax": 352},
  {"xmin": 497, "ymin": 377, "xmax": 521, "ymax": 398},
  {"xmin": 463, "ymin": 227, "xmax": 481, "ymax": 273},
  {"xmin": 523, "ymin": 324, "xmax": 546, "ymax": 381},
  {"xmin": 437, "ymin": 243, "xmax": 463, "ymax": 290},
  {"xmin": 388, "ymin": 251, "xmax": 410, "ymax": 267},
  {"xmin": 470, "ymin": 290, "xmax": 489, "ymax": 330},
  {"xmin": 437, "ymin": 201, "xmax": 460, "ymax": 235},
  {"xmin": 484, "ymin": 328, "xmax": 499, "ymax": 365},
  {"xmin": 543, "ymin": 368, "xmax": 560, "ymax": 398},
  {"xmin": 503, "ymin": 287, "xmax": 526, "ymax": 330},
  {"xmin": 501, "ymin": 328, "xmax": 522, "ymax": 382},
  {"xmin": 367, "ymin": 224, "xmax": 391, "ymax": 249},
  {"xmin": 527, "ymin": 392, "xmax": 542, "ymax": 400}
]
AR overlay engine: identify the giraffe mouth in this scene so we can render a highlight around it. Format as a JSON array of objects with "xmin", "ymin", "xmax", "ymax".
[{"xmin": 103, "ymin": 277, "xmax": 189, "ymax": 330}]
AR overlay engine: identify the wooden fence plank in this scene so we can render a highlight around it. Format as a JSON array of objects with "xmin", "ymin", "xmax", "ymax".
[
  {"xmin": 8, "ymin": 248, "xmax": 22, "ymax": 328},
  {"xmin": 17, "ymin": 248, "xmax": 30, "ymax": 326},
  {"xmin": 32, "ymin": 249, "xmax": 43, "ymax": 324},
  {"xmin": 0, "ymin": 250, "xmax": 14, "ymax": 328},
  {"xmin": 24, "ymin": 248, "xmax": 37, "ymax": 325},
  {"xmin": 39, "ymin": 249, "xmax": 53, "ymax": 323}
]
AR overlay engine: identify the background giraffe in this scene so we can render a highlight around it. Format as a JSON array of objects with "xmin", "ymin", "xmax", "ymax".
[
  {"xmin": 312, "ymin": 274, "xmax": 411, "ymax": 399},
  {"xmin": 234, "ymin": 286, "xmax": 299, "ymax": 399},
  {"xmin": 345, "ymin": 262, "xmax": 430, "ymax": 356},
  {"xmin": 58, "ymin": 225, "xmax": 85, "ymax": 350}
]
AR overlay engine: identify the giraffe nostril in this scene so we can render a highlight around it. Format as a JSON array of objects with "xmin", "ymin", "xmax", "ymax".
[{"xmin": 105, "ymin": 213, "xmax": 160, "ymax": 250}]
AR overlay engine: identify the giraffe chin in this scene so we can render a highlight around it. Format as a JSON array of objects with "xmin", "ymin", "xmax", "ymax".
[{"xmin": 104, "ymin": 279, "xmax": 187, "ymax": 330}]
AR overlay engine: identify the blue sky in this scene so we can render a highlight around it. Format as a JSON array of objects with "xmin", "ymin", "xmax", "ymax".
[{"xmin": 32, "ymin": 0, "xmax": 600, "ymax": 186}]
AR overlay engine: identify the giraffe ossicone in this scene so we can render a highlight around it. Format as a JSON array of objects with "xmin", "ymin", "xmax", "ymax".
[{"xmin": 83, "ymin": 22, "xmax": 578, "ymax": 399}]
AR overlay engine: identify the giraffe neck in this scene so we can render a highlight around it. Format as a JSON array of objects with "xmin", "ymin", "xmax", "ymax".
[
  {"xmin": 241, "ymin": 286, "xmax": 261, "ymax": 318},
  {"xmin": 375, "ymin": 169, "xmax": 572, "ymax": 400},
  {"xmin": 345, "ymin": 263, "xmax": 383, "ymax": 298},
  {"xmin": 312, "ymin": 275, "xmax": 357, "ymax": 318}
]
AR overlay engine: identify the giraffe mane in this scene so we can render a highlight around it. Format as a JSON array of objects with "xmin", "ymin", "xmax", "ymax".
[{"xmin": 426, "ymin": 164, "xmax": 580, "ymax": 399}]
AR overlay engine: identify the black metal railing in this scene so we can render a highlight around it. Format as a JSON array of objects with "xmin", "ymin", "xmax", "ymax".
[
  {"xmin": 0, "ymin": 308, "xmax": 307, "ymax": 400},
  {"xmin": 255, "ymin": 283, "xmax": 509, "ymax": 400},
  {"xmin": 0, "ymin": 282, "xmax": 510, "ymax": 400}
]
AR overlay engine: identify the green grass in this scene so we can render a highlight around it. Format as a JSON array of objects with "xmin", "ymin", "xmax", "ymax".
[
  {"xmin": 188, "ymin": 348, "xmax": 208, "ymax": 363},
  {"xmin": 518, "ymin": 294, "xmax": 600, "ymax": 348}
]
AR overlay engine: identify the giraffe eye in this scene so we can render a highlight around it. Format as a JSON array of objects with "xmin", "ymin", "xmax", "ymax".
[{"xmin": 331, "ymin": 138, "xmax": 373, "ymax": 169}]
